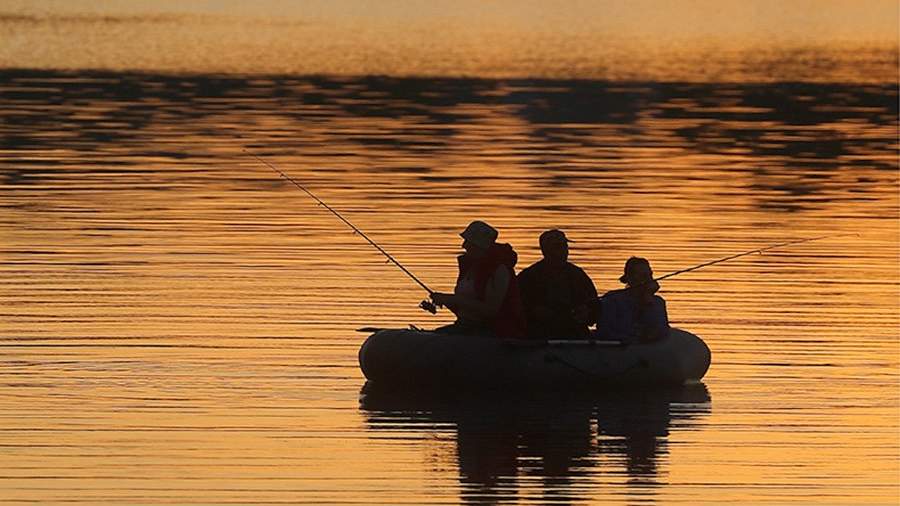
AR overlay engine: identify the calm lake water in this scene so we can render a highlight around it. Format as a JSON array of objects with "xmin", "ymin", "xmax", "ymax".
[
  {"xmin": 1, "ymin": 69, "xmax": 897, "ymax": 505},
  {"xmin": 1, "ymin": 2, "xmax": 899, "ymax": 504}
]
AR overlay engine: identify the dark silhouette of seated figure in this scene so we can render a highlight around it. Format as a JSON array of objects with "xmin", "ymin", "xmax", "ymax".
[
  {"xmin": 517, "ymin": 229, "xmax": 599, "ymax": 339},
  {"xmin": 595, "ymin": 257, "xmax": 670, "ymax": 344},
  {"xmin": 431, "ymin": 220, "xmax": 527, "ymax": 338}
]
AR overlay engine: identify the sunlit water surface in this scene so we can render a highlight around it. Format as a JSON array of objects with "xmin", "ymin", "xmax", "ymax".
[
  {"xmin": 2, "ymin": 0, "xmax": 898, "ymax": 82},
  {"xmin": 0, "ymin": 70, "xmax": 898, "ymax": 504}
]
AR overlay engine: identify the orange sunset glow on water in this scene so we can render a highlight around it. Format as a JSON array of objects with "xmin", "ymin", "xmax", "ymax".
[
  {"xmin": 2, "ymin": 0, "xmax": 898, "ymax": 81},
  {"xmin": 0, "ymin": 1, "xmax": 898, "ymax": 504}
]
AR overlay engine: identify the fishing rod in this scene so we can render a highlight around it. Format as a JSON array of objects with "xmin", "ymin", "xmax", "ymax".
[
  {"xmin": 653, "ymin": 233, "xmax": 857, "ymax": 283},
  {"xmin": 244, "ymin": 150, "xmax": 438, "ymax": 312}
]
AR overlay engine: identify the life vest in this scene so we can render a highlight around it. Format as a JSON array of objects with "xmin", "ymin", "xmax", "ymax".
[{"xmin": 456, "ymin": 243, "xmax": 527, "ymax": 339}]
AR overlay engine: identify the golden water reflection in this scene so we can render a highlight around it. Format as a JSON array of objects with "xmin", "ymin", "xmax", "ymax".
[
  {"xmin": 362, "ymin": 383, "xmax": 712, "ymax": 504},
  {"xmin": 0, "ymin": 70, "xmax": 897, "ymax": 503},
  {"xmin": 1, "ymin": 0, "xmax": 897, "ymax": 82}
]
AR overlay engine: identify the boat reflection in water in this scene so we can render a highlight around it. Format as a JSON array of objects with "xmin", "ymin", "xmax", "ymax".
[{"xmin": 361, "ymin": 382, "xmax": 711, "ymax": 503}]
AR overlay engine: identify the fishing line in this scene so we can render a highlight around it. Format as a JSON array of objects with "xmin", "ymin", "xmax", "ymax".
[
  {"xmin": 654, "ymin": 233, "xmax": 858, "ymax": 282},
  {"xmin": 245, "ymin": 150, "xmax": 437, "ymax": 310}
]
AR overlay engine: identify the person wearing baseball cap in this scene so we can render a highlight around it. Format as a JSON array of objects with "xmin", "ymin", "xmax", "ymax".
[
  {"xmin": 517, "ymin": 229, "xmax": 599, "ymax": 339},
  {"xmin": 430, "ymin": 220, "xmax": 526, "ymax": 338}
]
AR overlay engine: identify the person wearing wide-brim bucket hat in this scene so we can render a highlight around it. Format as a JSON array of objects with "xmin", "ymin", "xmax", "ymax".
[
  {"xmin": 429, "ymin": 220, "xmax": 526, "ymax": 339},
  {"xmin": 594, "ymin": 256, "xmax": 670, "ymax": 344},
  {"xmin": 460, "ymin": 220, "xmax": 498, "ymax": 250},
  {"xmin": 619, "ymin": 256, "xmax": 659, "ymax": 290}
]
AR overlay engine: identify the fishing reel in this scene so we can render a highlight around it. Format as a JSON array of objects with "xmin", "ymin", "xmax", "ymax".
[{"xmin": 419, "ymin": 299, "xmax": 438, "ymax": 314}]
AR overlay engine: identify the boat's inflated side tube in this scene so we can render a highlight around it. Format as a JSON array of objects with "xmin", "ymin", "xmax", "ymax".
[{"xmin": 359, "ymin": 328, "xmax": 710, "ymax": 388}]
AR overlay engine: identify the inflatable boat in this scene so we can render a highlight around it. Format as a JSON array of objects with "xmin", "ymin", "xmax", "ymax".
[{"xmin": 358, "ymin": 327, "xmax": 711, "ymax": 388}]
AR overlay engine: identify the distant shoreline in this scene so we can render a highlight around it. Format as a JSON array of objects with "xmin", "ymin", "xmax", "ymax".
[{"xmin": 1, "ymin": 66, "xmax": 897, "ymax": 86}]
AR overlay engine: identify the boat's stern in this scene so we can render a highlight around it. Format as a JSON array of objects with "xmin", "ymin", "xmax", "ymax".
[{"xmin": 670, "ymin": 328, "xmax": 711, "ymax": 382}]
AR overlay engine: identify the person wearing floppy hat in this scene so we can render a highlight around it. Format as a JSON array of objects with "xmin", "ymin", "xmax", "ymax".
[
  {"xmin": 618, "ymin": 256, "xmax": 658, "ymax": 290},
  {"xmin": 594, "ymin": 256, "xmax": 669, "ymax": 344},
  {"xmin": 459, "ymin": 219, "xmax": 498, "ymax": 251},
  {"xmin": 517, "ymin": 229, "xmax": 599, "ymax": 339},
  {"xmin": 430, "ymin": 221, "xmax": 526, "ymax": 338}
]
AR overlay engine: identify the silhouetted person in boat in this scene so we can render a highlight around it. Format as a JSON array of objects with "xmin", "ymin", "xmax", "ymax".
[
  {"xmin": 517, "ymin": 229, "xmax": 599, "ymax": 339},
  {"xmin": 430, "ymin": 220, "xmax": 527, "ymax": 339},
  {"xmin": 595, "ymin": 257, "xmax": 669, "ymax": 344}
]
